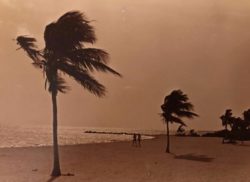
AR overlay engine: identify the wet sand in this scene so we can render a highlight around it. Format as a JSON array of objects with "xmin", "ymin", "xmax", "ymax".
[{"xmin": 0, "ymin": 136, "xmax": 250, "ymax": 182}]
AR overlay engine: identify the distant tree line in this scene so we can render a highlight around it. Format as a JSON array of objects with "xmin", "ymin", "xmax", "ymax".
[{"xmin": 220, "ymin": 109, "xmax": 250, "ymax": 143}]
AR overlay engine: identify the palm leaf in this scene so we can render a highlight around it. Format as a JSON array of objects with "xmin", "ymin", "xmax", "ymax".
[
  {"xmin": 174, "ymin": 110, "xmax": 198, "ymax": 118},
  {"xmin": 169, "ymin": 115, "xmax": 187, "ymax": 126},
  {"xmin": 57, "ymin": 11, "xmax": 96, "ymax": 43},
  {"xmin": 55, "ymin": 76, "xmax": 69, "ymax": 93},
  {"xmin": 44, "ymin": 11, "xmax": 96, "ymax": 52},
  {"xmin": 177, "ymin": 102, "xmax": 194, "ymax": 110},
  {"xmin": 164, "ymin": 90, "xmax": 188, "ymax": 103},
  {"xmin": 58, "ymin": 62, "xmax": 105, "ymax": 97},
  {"xmin": 46, "ymin": 76, "xmax": 69, "ymax": 94},
  {"xmin": 65, "ymin": 49, "xmax": 121, "ymax": 76},
  {"xmin": 160, "ymin": 113, "xmax": 187, "ymax": 126},
  {"xmin": 69, "ymin": 48, "xmax": 109, "ymax": 63},
  {"xmin": 160, "ymin": 113, "xmax": 168, "ymax": 123},
  {"xmin": 16, "ymin": 36, "xmax": 42, "ymax": 63}
]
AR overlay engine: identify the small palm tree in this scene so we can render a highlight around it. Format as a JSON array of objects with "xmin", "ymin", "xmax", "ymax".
[
  {"xmin": 16, "ymin": 11, "xmax": 121, "ymax": 176},
  {"xmin": 160, "ymin": 89, "xmax": 198, "ymax": 153},
  {"xmin": 220, "ymin": 109, "xmax": 233, "ymax": 131},
  {"xmin": 176, "ymin": 124, "xmax": 185, "ymax": 136},
  {"xmin": 243, "ymin": 109, "xmax": 250, "ymax": 129}
]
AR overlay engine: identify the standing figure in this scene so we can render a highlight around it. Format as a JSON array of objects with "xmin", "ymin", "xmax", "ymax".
[
  {"xmin": 132, "ymin": 133, "xmax": 137, "ymax": 146},
  {"xmin": 137, "ymin": 134, "xmax": 141, "ymax": 147}
]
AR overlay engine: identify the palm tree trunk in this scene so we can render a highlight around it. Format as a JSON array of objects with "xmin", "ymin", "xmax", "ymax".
[
  {"xmin": 51, "ymin": 90, "xmax": 61, "ymax": 176},
  {"xmin": 166, "ymin": 120, "xmax": 170, "ymax": 153}
]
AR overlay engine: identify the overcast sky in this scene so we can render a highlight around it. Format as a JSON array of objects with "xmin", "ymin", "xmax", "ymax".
[{"xmin": 1, "ymin": 0, "xmax": 250, "ymax": 131}]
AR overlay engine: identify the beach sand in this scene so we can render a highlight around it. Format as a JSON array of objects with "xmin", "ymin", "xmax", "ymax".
[{"xmin": 0, "ymin": 136, "xmax": 250, "ymax": 182}]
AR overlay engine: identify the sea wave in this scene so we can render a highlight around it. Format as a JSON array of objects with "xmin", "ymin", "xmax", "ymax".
[{"xmin": 0, "ymin": 125, "xmax": 163, "ymax": 148}]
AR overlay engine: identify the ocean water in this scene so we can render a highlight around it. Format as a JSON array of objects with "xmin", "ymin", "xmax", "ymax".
[{"xmin": 0, "ymin": 125, "xmax": 164, "ymax": 148}]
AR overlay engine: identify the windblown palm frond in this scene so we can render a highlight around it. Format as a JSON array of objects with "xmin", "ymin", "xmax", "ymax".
[
  {"xmin": 162, "ymin": 102, "xmax": 194, "ymax": 114},
  {"xmin": 72, "ymin": 48, "xmax": 109, "ymax": 63},
  {"xmin": 57, "ymin": 11, "xmax": 96, "ymax": 43},
  {"xmin": 160, "ymin": 113, "xmax": 187, "ymax": 126},
  {"xmin": 169, "ymin": 115, "xmax": 187, "ymax": 126},
  {"xmin": 45, "ymin": 76, "xmax": 69, "ymax": 94},
  {"xmin": 164, "ymin": 90, "xmax": 188, "ymax": 103},
  {"xmin": 65, "ymin": 49, "xmax": 121, "ymax": 76},
  {"xmin": 44, "ymin": 11, "xmax": 96, "ymax": 52},
  {"xmin": 55, "ymin": 77, "xmax": 69, "ymax": 93},
  {"xmin": 176, "ymin": 102, "xmax": 194, "ymax": 110},
  {"xmin": 58, "ymin": 62, "xmax": 105, "ymax": 97},
  {"xmin": 174, "ymin": 110, "xmax": 198, "ymax": 118},
  {"xmin": 16, "ymin": 36, "xmax": 42, "ymax": 64}
]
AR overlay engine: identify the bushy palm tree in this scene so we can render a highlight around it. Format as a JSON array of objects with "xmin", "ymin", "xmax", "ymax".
[
  {"xmin": 160, "ymin": 89, "xmax": 198, "ymax": 153},
  {"xmin": 16, "ymin": 11, "xmax": 121, "ymax": 176}
]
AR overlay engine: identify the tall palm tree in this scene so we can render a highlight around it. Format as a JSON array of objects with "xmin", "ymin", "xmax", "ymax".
[
  {"xmin": 160, "ymin": 89, "xmax": 198, "ymax": 153},
  {"xmin": 16, "ymin": 11, "xmax": 121, "ymax": 176},
  {"xmin": 220, "ymin": 109, "xmax": 233, "ymax": 131}
]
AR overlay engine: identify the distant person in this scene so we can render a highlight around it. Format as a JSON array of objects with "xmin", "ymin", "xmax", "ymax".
[
  {"xmin": 137, "ymin": 134, "xmax": 141, "ymax": 147},
  {"xmin": 132, "ymin": 133, "xmax": 137, "ymax": 146}
]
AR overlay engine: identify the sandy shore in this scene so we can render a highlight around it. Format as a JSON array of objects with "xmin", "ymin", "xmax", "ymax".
[{"xmin": 1, "ymin": 136, "xmax": 250, "ymax": 182}]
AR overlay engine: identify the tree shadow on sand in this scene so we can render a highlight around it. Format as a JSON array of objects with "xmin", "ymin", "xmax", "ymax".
[
  {"xmin": 174, "ymin": 153, "xmax": 214, "ymax": 162},
  {"xmin": 47, "ymin": 176, "xmax": 59, "ymax": 182},
  {"xmin": 234, "ymin": 143, "xmax": 250, "ymax": 147},
  {"xmin": 46, "ymin": 173, "xmax": 74, "ymax": 182}
]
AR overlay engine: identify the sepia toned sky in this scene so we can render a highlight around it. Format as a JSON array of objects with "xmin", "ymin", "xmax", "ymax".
[{"xmin": 1, "ymin": 0, "xmax": 250, "ymax": 131}]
